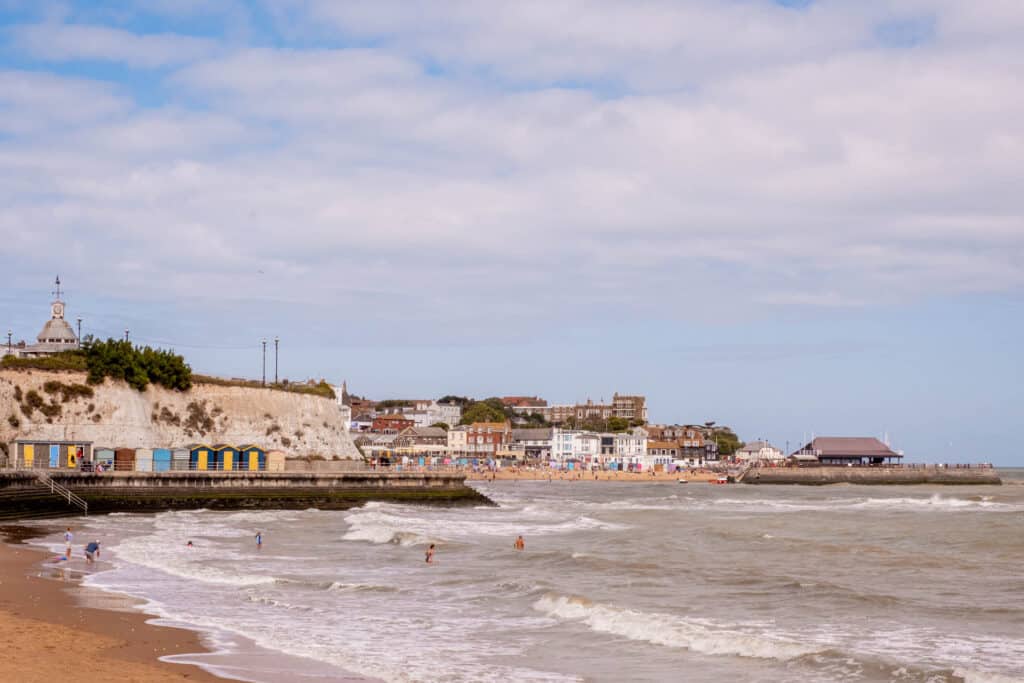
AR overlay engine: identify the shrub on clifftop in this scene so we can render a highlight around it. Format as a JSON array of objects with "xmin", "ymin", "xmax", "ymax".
[{"xmin": 83, "ymin": 338, "xmax": 192, "ymax": 392}]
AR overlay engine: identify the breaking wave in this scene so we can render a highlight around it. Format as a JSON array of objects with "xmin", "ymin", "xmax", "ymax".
[{"xmin": 533, "ymin": 593, "xmax": 820, "ymax": 661}]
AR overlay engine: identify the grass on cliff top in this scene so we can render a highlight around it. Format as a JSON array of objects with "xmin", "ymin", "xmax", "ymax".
[
  {"xmin": 1, "ymin": 351, "xmax": 88, "ymax": 372},
  {"xmin": 193, "ymin": 375, "xmax": 336, "ymax": 399}
]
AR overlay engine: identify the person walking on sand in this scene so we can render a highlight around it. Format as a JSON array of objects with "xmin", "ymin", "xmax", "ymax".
[
  {"xmin": 425, "ymin": 544, "xmax": 435, "ymax": 563},
  {"xmin": 514, "ymin": 535, "xmax": 525, "ymax": 551},
  {"xmin": 64, "ymin": 527, "xmax": 73, "ymax": 560}
]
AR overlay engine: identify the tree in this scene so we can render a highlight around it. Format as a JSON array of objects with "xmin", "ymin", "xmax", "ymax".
[
  {"xmin": 711, "ymin": 427, "xmax": 742, "ymax": 456},
  {"xmin": 429, "ymin": 422, "xmax": 450, "ymax": 431},
  {"xmin": 523, "ymin": 412, "xmax": 549, "ymax": 426},
  {"xmin": 438, "ymin": 395, "xmax": 472, "ymax": 406},
  {"xmin": 459, "ymin": 400, "xmax": 507, "ymax": 425},
  {"xmin": 606, "ymin": 416, "xmax": 630, "ymax": 432}
]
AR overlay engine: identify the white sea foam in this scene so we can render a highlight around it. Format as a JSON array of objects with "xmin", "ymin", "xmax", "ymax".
[
  {"xmin": 954, "ymin": 668, "xmax": 1024, "ymax": 683},
  {"xmin": 342, "ymin": 506, "xmax": 626, "ymax": 545},
  {"xmin": 533, "ymin": 593, "xmax": 820, "ymax": 661},
  {"xmin": 702, "ymin": 494, "xmax": 1023, "ymax": 513}
]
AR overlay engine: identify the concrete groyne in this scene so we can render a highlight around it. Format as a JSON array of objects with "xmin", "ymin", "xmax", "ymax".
[
  {"xmin": 741, "ymin": 466, "xmax": 1001, "ymax": 486},
  {"xmin": 0, "ymin": 471, "xmax": 490, "ymax": 519}
]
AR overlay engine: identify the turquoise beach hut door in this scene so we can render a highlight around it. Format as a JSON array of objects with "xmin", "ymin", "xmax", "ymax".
[{"xmin": 49, "ymin": 444, "xmax": 60, "ymax": 468}]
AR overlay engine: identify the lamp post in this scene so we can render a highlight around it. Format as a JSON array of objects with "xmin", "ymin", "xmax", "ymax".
[
  {"xmin": 6, "ymin": 329, "xmax": 11, "ymax": 357},
  {"xmin": 124, "ymin": 328, "xmax": 130, "ymax": 342},
  {"xmin": 274, "ymin": 336, "xmax": 279, "ymax": 384},
  {"xmin": 76, "ymin": 318, "xmax": 82, "ymax": 348},
  {"xmin": 261, "ymin": 339, "xmax": 267, "ymax": 386}
]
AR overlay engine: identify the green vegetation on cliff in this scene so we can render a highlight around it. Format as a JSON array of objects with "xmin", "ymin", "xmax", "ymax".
[{"xmin": 83, "ymin": 338, "xmax": 192, "ymax": 391}]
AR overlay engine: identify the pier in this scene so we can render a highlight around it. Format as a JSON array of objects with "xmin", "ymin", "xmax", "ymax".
[{"xmin": 739, "ymin": 464, "xmax": 1001, "ymax": 486}]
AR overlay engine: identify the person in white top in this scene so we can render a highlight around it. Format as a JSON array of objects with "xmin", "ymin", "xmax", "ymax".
[{"xmin": 64, "ymin": 527, "xmax": 73, "ymax": 560}]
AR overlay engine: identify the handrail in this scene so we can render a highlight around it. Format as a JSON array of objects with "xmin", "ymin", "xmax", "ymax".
[{"xmin": 34, "ymin": 471, "xmax": 88, "ymax": 516}]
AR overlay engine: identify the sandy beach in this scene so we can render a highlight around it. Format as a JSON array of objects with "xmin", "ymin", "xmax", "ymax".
[
  {"xmin": 464, "ymin": 468, "xmax": 721, "ymax": 482},
  {"xmin": 0, "ymin": 526, "xmax": 222, "ymax": 683}
]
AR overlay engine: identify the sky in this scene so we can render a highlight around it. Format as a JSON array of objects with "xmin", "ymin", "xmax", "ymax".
[{"xmin": 0, "ymin": 1, "xmax": 1022, "ymax": 464}]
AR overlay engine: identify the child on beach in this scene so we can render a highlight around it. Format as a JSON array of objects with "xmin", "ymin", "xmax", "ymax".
[
  {"xmin": 514, "ymin": 535, "xmax": 525, "ymax": 550},
  {"xmin": 425, "ymin": 544, "xmax": 435, "ymax": 563},
  {"xmin": 64, "ymin": 527, "xmax": 73, "ymax": 560}
]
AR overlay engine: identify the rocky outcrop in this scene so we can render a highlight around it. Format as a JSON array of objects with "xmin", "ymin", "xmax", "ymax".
[{"xmin": 0, "ymin": 369, "xmax": 360, "ymax": 459}]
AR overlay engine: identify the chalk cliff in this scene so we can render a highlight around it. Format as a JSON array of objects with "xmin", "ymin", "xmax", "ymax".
[{"xmin": 0, "ymin": 369, "xmax": 360, "ymax": 459}]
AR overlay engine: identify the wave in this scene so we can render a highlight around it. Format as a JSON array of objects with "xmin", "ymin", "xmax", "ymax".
[
  {"xmin": 953, "ymin": 668, "xmax": 1024, "ymax": 683},
  {"xmin": 342, "ymin": 507, "xmax": 626, "ymax": 546},
  {"xmin": 533, "ymin": 593, "xmax": 820, "ymax": 661},
  {"xmin": 703, "ymin": 494, "xmax": 1024, "ymax": 513}
]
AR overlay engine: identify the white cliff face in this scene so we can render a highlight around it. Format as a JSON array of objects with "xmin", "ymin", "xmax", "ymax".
[{"xmin": 0, "ymin": 369, "xmax": 360, "ymax": 458}]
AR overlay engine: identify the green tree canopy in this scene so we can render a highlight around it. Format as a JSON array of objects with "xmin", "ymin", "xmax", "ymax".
[
  {"xmin": 459, "ymin": 399, "xmax": 507, "ymax": 424},
  {"xmin": 83, "ymin": 338, "xmax": 192, "ymax": 391},
  {"xmin": 711, "ymin": 427, "xmax": 743, "ymax": 456}
]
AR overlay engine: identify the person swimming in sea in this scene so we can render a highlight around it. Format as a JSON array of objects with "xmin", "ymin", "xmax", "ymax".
[
  {"xmin": 187, "ymin": 540, "xmax": 193, "ymax": 548},
  {"xmin": 425, "ymin": 544, "xmax": 435, "ymax": 563},
  {"xmin": 514, "ymin": 535, "xmax": 525, "ymax": 551}
]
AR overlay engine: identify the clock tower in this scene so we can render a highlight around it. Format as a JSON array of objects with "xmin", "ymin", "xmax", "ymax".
[{"xmin": 51, "ymin": 276, "xmax": 66, "ymax": 320}]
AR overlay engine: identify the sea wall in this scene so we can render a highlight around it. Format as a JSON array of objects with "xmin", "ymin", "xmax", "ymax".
[
  {"xmin": 741, "ymin": 466, "xmax": 1001, "ymax": 485},
  {"xmin": 0, "ymin": 471, "xmax": 489, "ymax": 518},
  {"xmin": 0, "ymin": 368, "xmax": 360, "ymax": 459}
]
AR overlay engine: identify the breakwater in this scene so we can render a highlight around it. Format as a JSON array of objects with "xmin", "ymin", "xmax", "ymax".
[
  {"xmin": 740, "ymin": 466, "xmax": 1001, "ymax": 485},
  {"xmin": 0, "ymin": 471, "xmax": 490, "ymax": 518}
]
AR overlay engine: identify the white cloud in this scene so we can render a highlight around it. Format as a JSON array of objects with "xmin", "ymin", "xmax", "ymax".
[
  {"xmin": 1, "ymin": 1, "xmax": 1023, "ymax": 332},
  {"xmin": 10, "ymin": 22, "xmax": 218, "ymax": 67}
]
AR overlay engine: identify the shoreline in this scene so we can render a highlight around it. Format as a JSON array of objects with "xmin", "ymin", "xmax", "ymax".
[
  {"xmin": 0, "ymin": 524, "xmax": 224, "ymax": 683},
  {"xmin": 465, "ymin": 469, "xmax": 719, "ymax": 482}
]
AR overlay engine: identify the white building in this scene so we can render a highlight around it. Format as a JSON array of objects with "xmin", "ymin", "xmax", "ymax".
[
  {"xmin": 384, "ymin": 400, "xmax": 462, "ymax": 428},
  {"xmin": 550, "ymin": 428, "xmax": 601, "ymax": 466},
  {"xmin": 613, "ymin": 429, "xmax": 648, "ymax": 462},
  {"xmin": 447, "ymin": 426, "xmax": 468, "ymax": 457},
  {"xmin": 734, "ymin": 440, "xmax": 784, "ymax": 462},
  {"xmin": 7, "ymin": 277, "xmax": 79, "ymax": 359}
]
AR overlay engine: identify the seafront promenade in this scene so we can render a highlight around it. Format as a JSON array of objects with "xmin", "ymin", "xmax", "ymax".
[{"xmin": 0, "ymin": 469, "xmax": 487, "ymax": 519}]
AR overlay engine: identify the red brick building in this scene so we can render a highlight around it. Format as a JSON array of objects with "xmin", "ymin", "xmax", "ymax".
[
  {"xmin": 372, "ymin": 415, "xmax": 415, "ymax": 434},
  {"xmin": 465, "ymin": 421, "xmax": 512, "ymax": 457}
]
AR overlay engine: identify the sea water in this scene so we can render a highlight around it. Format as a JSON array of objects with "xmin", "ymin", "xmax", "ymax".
[{"xmin": 35, "ymin": 476, "xmax": 1024, "ymax": 682}]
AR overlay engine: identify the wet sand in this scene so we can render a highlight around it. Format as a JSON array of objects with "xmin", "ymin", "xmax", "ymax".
[{"xmin": 0, "ymin": 525, "xmax": 222, "ymax": 683}]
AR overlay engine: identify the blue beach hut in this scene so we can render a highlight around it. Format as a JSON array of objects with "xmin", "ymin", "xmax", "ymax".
[
  {"xmin": 213, "ymin": 444, "xmax": 240, "ymax": 471},
  {"xmin": 189, "ymin": 444, "xmax": 213, "ymax": 471},
  {"xmin": 153, "ymin": 448, "xmax": 172, "ymax": 472},
  {"xmin": 238, "ymin": 444, "xmax": 266, "ymax": 471}
]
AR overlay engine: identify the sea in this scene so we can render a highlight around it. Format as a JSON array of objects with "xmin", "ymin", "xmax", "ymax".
[{"xmin": 31, "ymin": 470, "xmax": 1024, "ymax": 683}]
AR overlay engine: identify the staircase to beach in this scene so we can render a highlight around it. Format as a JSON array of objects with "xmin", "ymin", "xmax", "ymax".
[{"xmin": 0, "ymin": 471, "xmax": 88, "ymax": 521}]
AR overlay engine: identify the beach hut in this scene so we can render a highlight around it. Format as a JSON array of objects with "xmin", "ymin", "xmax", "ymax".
[
  {"xmin": 95, "ymin": 448, "xmax": 114, "ymax": 470},
  {"xmin": 266, "ymin": 450, "xmax": 286, "ymax": 472},
  {"xmin": 114, "ymin": 448, "xmax": 136, "ymax": 471},
  {"xmin": 214, "ymin": 444, "xmax": 240, "ymax": 471},
  {"xmin": 189, "ymin": 444, "xmax": 213, "ymax": 471},
  {"xmin": 238, "ymin": 444, "xmax": 266, "ymax": 471},
  {"xmin": 153, "ymin": 448, "xmax": 172, "ymax": 472},
  {"xmin": 171, "ymin": 448, "xmax": 190, "ymax": 471},
  {"xmin": 135, "ymin": 448, "xmax": 153, "ymax": 472}
]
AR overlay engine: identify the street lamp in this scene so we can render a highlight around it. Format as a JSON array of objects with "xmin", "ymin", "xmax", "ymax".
[
  {"xmin": 6, "ymin": 329, "xmax": 11, "ymax": 357},
  {"xmin": 274, "ymin": 336, "xmax": 279, "ymax": 384},
  {"xmin": 124, "ymin": 328, "xmax": 130, "ymax": 342},
  {"xmin": 76, "ymin": 318, "xmax": 82, "ymax": 348},
  {"xmin": 261, "ymin": 339, "xmax": 267, "ymax": 386}
]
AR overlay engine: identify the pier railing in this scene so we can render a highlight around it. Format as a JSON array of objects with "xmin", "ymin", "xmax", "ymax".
[{"xmin": 34, "ymin": 470, "xmax": 88, "ymax": 515}]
